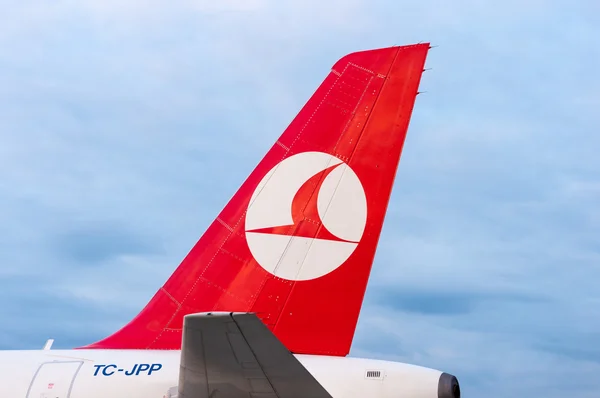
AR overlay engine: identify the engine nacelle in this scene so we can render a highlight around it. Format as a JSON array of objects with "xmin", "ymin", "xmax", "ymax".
[
  {"xmin": 296, "ymin": 355, "xmax": 460, "ymax": 398},
  {"xmin": 438, "ymin": 372, "xmax": 461, "ymax": 398}
]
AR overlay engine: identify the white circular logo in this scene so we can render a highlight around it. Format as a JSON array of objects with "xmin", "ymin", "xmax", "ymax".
[{"xmin": 245, "ymin": 151, "xmax": 367, "ymax": 281}]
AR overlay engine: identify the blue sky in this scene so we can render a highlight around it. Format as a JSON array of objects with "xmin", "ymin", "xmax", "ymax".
[{"xmin": 1, "ymin": 1, "xmax": 599, "ymax": 396}]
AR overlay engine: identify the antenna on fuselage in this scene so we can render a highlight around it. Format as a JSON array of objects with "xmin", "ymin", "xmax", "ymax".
[{"xmin": 42, "ymin": 339, "xmax": 54, "ymax": 350}]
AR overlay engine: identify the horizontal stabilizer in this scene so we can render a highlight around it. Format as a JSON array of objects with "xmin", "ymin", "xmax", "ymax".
[{"xmin": 178, "ymin": 312, "xmax": 333, "ymax": 398}]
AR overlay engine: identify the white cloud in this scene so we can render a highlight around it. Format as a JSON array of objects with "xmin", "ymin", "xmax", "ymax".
[{"xmin": 0, "ymin": 1, "xmax": 599, "ymax": 396}]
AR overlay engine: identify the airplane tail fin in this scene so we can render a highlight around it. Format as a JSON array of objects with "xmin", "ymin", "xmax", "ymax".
[{"xmin": 81, "ymin": 43, "xmax": 430, "ymax": 356}]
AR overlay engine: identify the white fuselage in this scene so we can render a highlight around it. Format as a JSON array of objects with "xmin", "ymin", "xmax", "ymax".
[{"xmin": 2, "ymin": 350, "xmax": 442, "ymax": 398}]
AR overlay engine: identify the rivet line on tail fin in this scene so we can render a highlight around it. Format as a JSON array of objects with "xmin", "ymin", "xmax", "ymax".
[
  {"xmin": 217, "ymin": 206, "xmax": 274, "ymax": 306},
  {"xmin": 333, "ymin": 74, "xmax": 375, "ymax": 160},
  {"xmin": 195, "ymin": 209, "xmax": 248, "ymax": 282},
  {"xmin": 283, "ymin": 62, "xmax": 351, "ymax": 158},
  {"xmin": 220, "ymin": 247, "xmax": 245, "ymax": 263},
  {"xmin": 242, "ymin": 64, "xmax": 351, "ymax": 223},
  {"xmin": 160, "ymin": 287, "xmax": 181, "ymax": 308},
  {"xmin": 276, "ymin": 140, "xmax": 290, "ymax": 151},
  {"xmin": 148, "ymin": 308, "xmax": 179, "ymax": 346},
  {"xmin": 203, "ymin": 206, "xmax": 272, "ymax": 312},
  {"xmin": 147, "ymin": 208, "xmax": 251, "ymax": 348},
  {"xmin": 175, "ymin": 204, "xmax": 261, "ymax": 312},
  {"xmin": 333, "ymin": 72, "xmax": 376, "ymax": 163},
  {"xmin": 150, "ymin": 274, "xmax": 256, "ymax": 347},
  {"xmin": 347, "ymin": 62, "xmax": 375, "ymax": 75},
  {"xmin": 197, "ymin": 276, "xmax": 253, "ymax": 305},
  {"xmin": 336, "ymin": 47, "xmax": 402, "ymax": 167},
  {"xmin": 80, "ymin": 45, "xmax": 430, "ymax": 353},
  {"xmin": 304, "ymin": 216, "xmax": 321, "ymax": 226},
  {"xmin": 240, "ymin": 65, "xmax": 357, "ymax": 268},
  {"xmin": 244, "ymin": 60, "xmax": 378, "ymax": 292},
  {"xmin": 216, "ymin": 217, "xmax": 234, "ymax": 233}
]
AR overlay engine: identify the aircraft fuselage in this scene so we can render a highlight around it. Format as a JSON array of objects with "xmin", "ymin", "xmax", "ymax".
[{"xmin": 3, "ymin": 349, "xmax": 442, "ymax": 397}]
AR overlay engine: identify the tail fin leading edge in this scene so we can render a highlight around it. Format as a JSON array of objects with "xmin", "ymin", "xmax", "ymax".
[{"xmin": 82, "ymin": 43, "xmax": 430, "ymax": 356}]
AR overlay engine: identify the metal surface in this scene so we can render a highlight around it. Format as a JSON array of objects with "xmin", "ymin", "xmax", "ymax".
[{"xmin": 178, "ymin": 312, "xmax": 333, "ymax": 398}]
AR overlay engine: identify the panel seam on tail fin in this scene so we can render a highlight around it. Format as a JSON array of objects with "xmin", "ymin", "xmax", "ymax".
[
  {"xmin": 160, "ymin": 287, "xmax": 182, "ymax": 307},
  {"xmin": 269, "ymin": 50, "xmax": 402, "ymax": 344},
  {"xmin": 278, "ymin": 67, "xmax": 376, "ymax": 281},
  {"xmin": 241, "ymin": 63, "xmax": 358, "ymax": 331},
  {"xmin": 347, "ymin": 62, "xmax": 375, "ymax": 75},
  {"xmin": 148, "ymin": 210, "xmax": 252, "ymax": 348},
  {"xmin": 338, "ymin": 46, "xmax": 429, "ymax": 337},
  {"xmin": 333, "ymin": 73, "xmax": 376, "ymax": 161},
  {"xmin": 216, "ymin": 217, "xmax": 235, "ymax": 232},
  {"xmin": 284, "ymin": 62, "xmax": 351, "ymax": 158},
  {"xmin": 369, "ymin": 45, "xmax": 429, "ymax": 237},
  {"xmin": 267, "ymin": 162, "xmax": 344, "ymax": 282},
  {"xmin": 83, "ymin": 45, "xmax": 430, "ymax": 353},
  {"xmin": 338, "ymin": 47, "xmax": 401, "ymax": 166},
  {"xmin": 276, "ymin": 140, "xmax": 290, "ymax": 151},
  {"xmin": 243, "ymin": 63, "xmax": 351, "ymax": 222}
]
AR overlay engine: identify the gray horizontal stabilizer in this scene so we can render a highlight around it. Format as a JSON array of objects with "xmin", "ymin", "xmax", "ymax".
[{"xmin": 178, "ymin": 312, "xmax": 333, "ymax": 398}]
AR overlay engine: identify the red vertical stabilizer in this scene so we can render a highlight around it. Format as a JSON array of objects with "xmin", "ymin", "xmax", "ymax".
[{"xmin": 82, "ymin": 43, "xmax": 430, "ymax": 356}]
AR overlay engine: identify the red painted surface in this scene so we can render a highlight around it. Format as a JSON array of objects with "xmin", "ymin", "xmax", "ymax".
[{"xmin": 81, "ymin": 44, "xmax": 430, "ymax": 355}]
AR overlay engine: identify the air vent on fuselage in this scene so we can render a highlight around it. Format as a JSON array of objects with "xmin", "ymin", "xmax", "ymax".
[{"xmin": 365, "ymin": 370, "xmax": 383, "ymax": 379}]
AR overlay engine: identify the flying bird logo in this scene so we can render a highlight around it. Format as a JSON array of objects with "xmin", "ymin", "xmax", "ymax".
[{"xmin": 245, "ymin": 151, "xmax": 367, "ymax": 281}]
